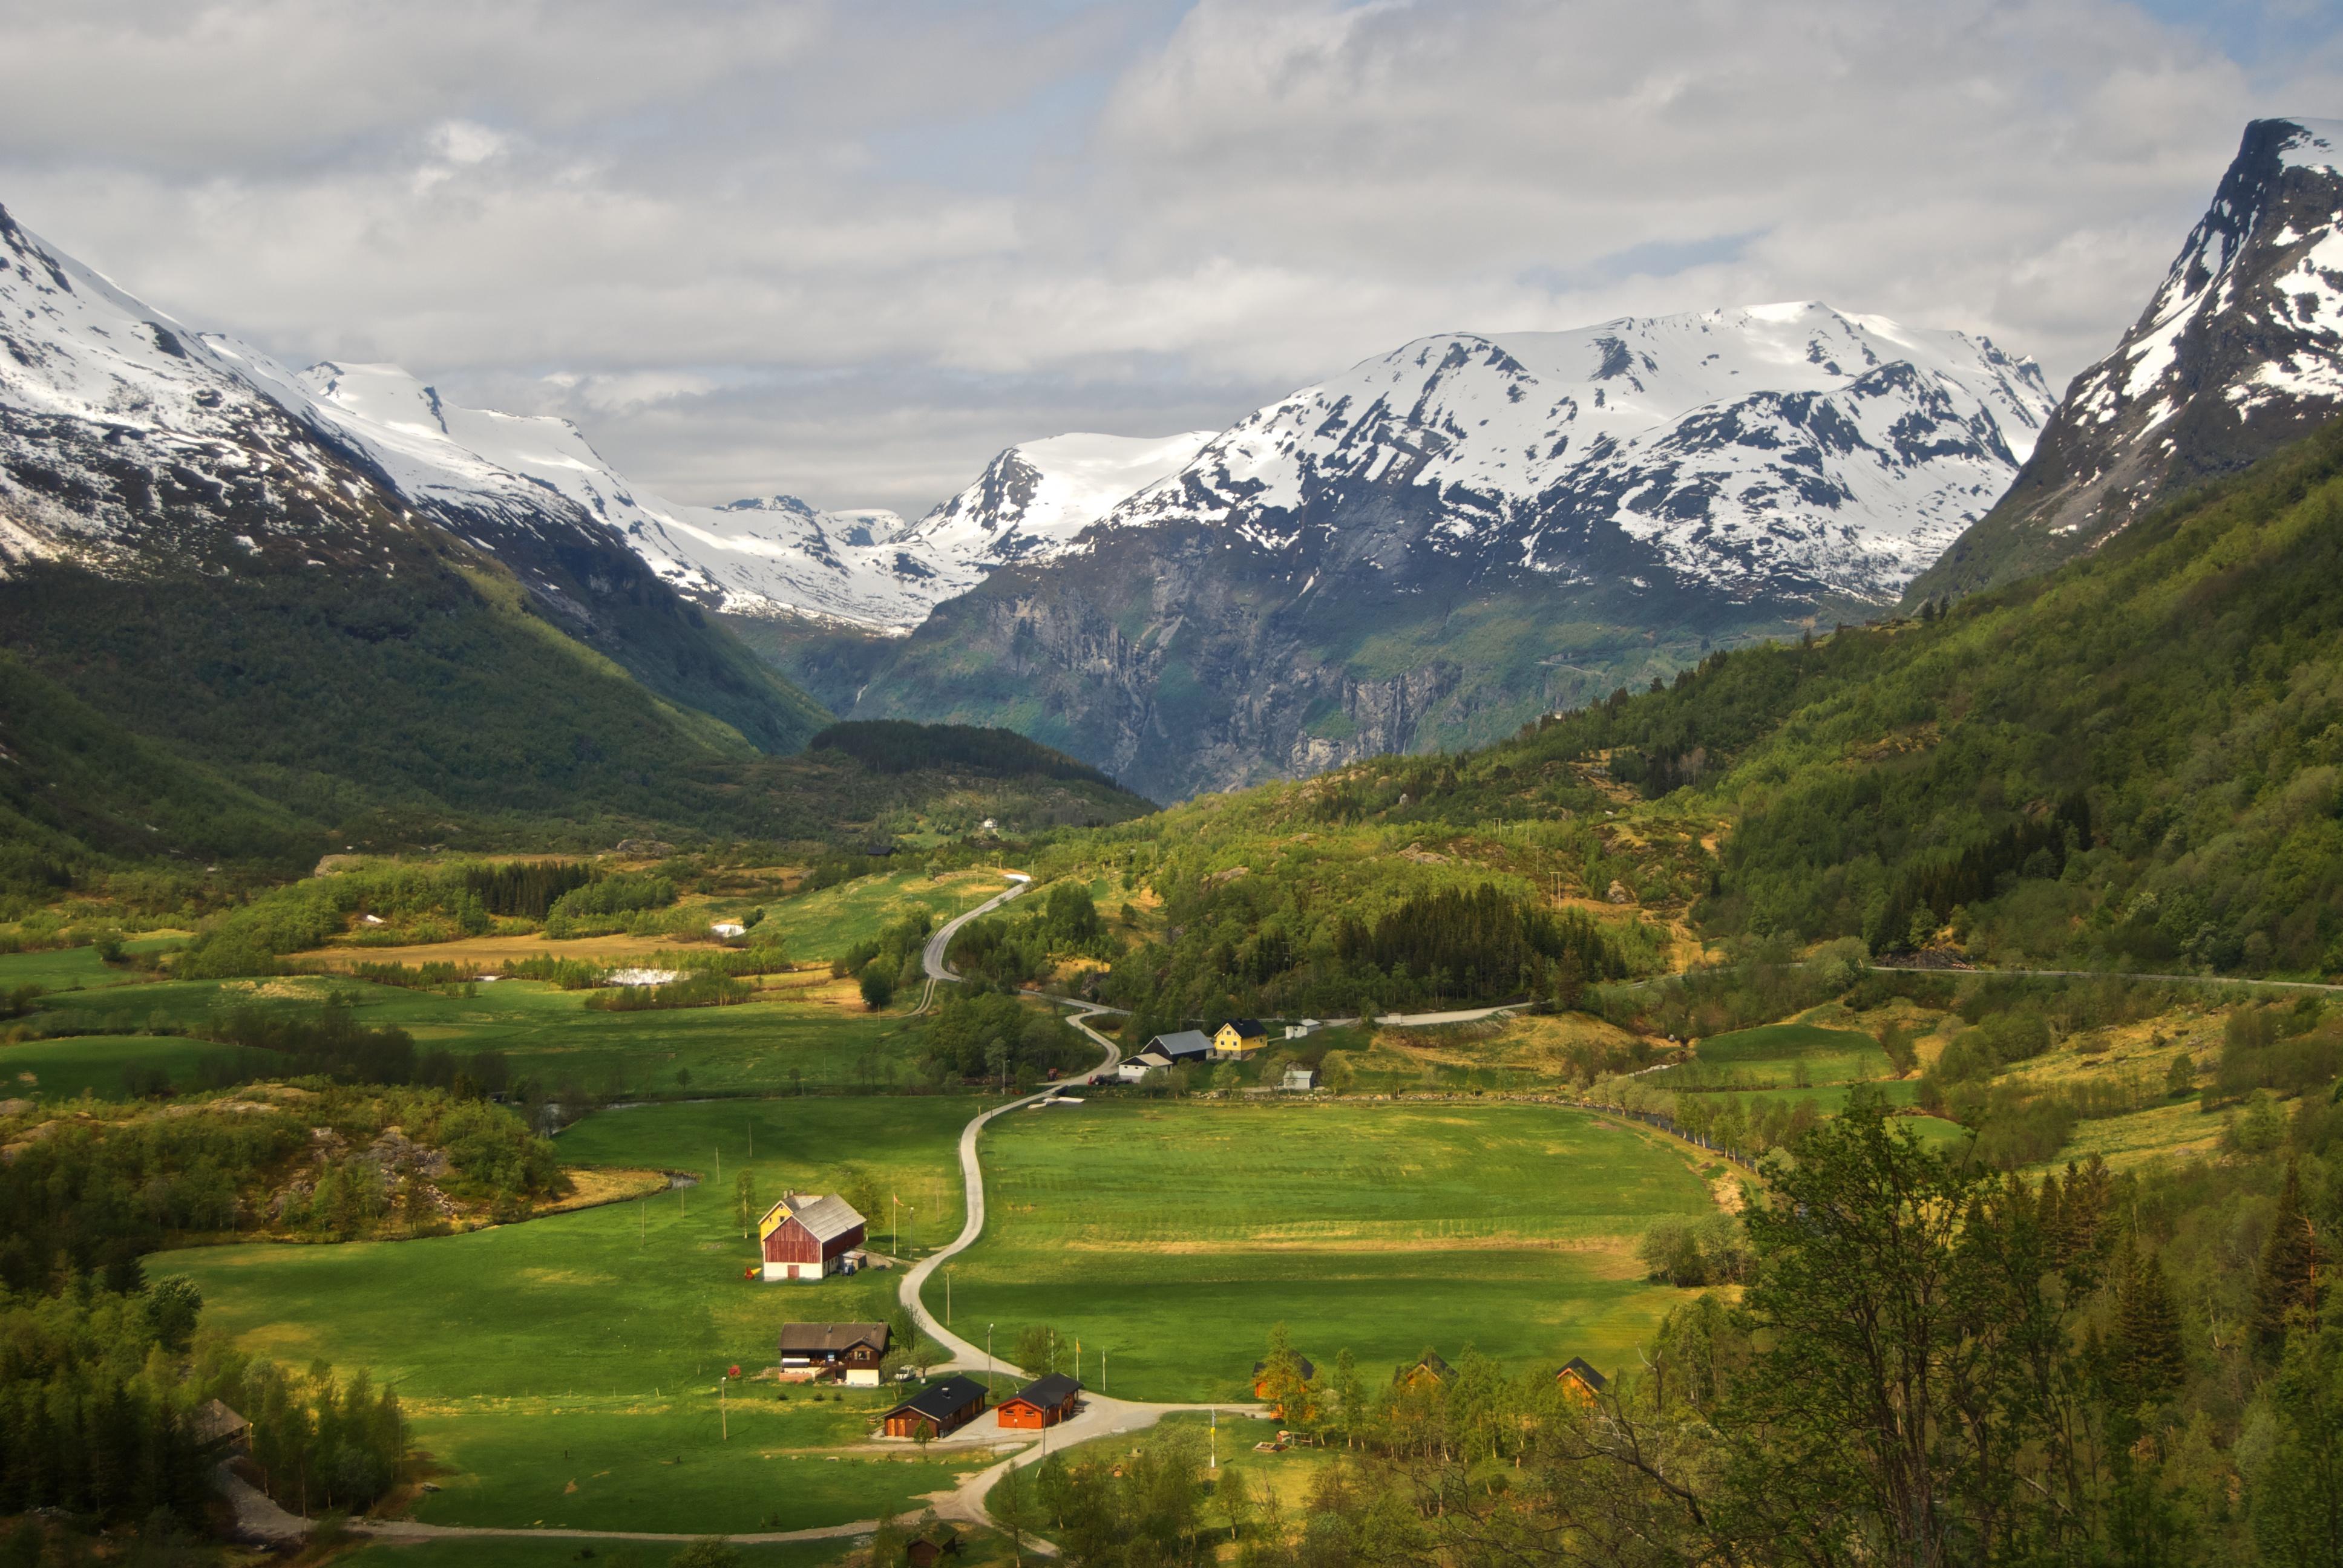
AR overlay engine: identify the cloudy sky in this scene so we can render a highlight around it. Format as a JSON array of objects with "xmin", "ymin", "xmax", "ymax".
[{"xmin": 5, "ymin": 0, "xmax": 2339, "ymax": 517}]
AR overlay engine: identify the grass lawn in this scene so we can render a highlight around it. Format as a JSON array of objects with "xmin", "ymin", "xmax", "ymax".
[
  {"xmin": 752, "ymin": 868, "xmax": 1027, "ymax": 964},
  {"xmin": 1690, "ymin": 1023, "xmax": 1890, "ymax": 1080},
  {"xmin": 948, "ymin": 1100, "xmax": 1712, "ymax": 1403},
  {"xmin": 0, "ymin": 937, "xmax": 182, "ymax": 993},
  {"xmin": 152, "ymin": 1098, "xmax": 988, "ymax": 1534},
  {"xmin": 29, "ymin": 973, "xmax": 936, "ymax": 1099},
  {"xmin": 0, "ymin": 1033, "xmax": 237, "ymax": 1098},
  {"xmin": 336, "ymin": 1537, "xmax": 861, "ymax": 1567}
]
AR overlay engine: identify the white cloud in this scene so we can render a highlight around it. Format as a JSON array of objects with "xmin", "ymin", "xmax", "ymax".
[{"xmin": 0, "ymin": 0, "xmax": 2336, "ymax": 515}]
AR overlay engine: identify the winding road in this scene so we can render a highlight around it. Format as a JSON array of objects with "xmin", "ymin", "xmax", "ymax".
[{"xmin": 338, "ymin": 874, "xmax": 1258, "ymax": 1555}]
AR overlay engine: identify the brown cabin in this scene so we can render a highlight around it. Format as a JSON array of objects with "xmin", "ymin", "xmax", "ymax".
[
  {"xmin": 1395, "ymin": 1351, "xmax": 1454, "ymax": 1390},
  {"xmin": 191, "ymin": 1399, "xmax": 251, "ymax": 1453},
  {"xmin": 1556, "ymin": 1357, "xmax": 1610, "ymax": 1404},
  {"xmin": 906, "ymin": 1523, "xmax": 962, "ymax": 1566},
  {"xmin": 882, "ymin": 1375, "xmax": 988, "ymax": 1440},
  {"xmin": 997, "ymin": 1373, "xmax": 1080, "ymax": 1429},
  {"xmin": 778, "ymin": 1322, "xmax": 890, "ymax": 1385}
]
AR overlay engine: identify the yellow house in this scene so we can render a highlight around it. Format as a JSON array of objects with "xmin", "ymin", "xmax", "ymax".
[{"xmin": 1213, "ymin": 1019, "xmax": 1270, "ymax": 1057}]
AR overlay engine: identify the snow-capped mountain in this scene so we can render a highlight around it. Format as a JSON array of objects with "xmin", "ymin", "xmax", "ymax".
[
  {"xmin": 1913, "ymin": 116, "xmax": 2343, "ymax": 601},
  {"xmin": 844, "ymin": 304, "xmax": 2055, "ymax": 800},
  {"xmin": 903, "ymin": 431, "xmax": 1216, "ymax": 566},
  {"xmin": 219, "ymin": 354, "xmax": 1209, "ymax": 632},
  {"xmin": 1093, "ymin": 302, "xmax": 2052, "ymax": 603},
  {"xmin": 0, "ymin": 202, "xmax": 826, "ymax": 754},
  {"xmin": 0, "ymin": 204, "xmax": 411, "ymax": 573}
]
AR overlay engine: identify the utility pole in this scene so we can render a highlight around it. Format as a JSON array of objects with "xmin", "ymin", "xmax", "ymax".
[
  {"xmin": 714, "ymin": 1147, "xmax": 720, "ymax": 1183},
  {"xmin": 719, "ymin": 1379, "xmax": 727, "ymax": 1440},
  {"xmin": 945, "ymin": 1265, "xmax": 953, "ymax": 1325},
  {"xmin": 639, "ymin": 1194, "xmax": 645, "ymax": 1244},
  {"xmin": 1210, "ymin": 1408, "xmax": 1217, "ymax": 1470},
  {"xmin": 987, "ymin": 1324, "xmax": 995, "ymax": 1397}
]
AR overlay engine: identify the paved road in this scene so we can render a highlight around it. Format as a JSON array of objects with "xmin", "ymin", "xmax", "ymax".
[
  {"xmin": 909, "ymin": 874, "xmax": 1032, "ymax": 1014},
  {"xmin": 1871, "ymin": 963, "xmax": 2343, "ymax": 993}
]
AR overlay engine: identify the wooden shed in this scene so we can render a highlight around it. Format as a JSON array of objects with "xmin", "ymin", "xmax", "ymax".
[
  {"xmin": 1395, "ymin": 1351, "xmax": 1454, "ymax": 1389},
  {"xmin": 759, "ymin": 1193, "xmax": 868, "ymax": 1282},
  {"xmin": 1251, "ymin": 1356, "xmax": 1317, "ymax": 1402},
  {"xmin": 882, "ymin": 1375, "xmax": 988, "ymax": 1440},
  {"xmin": 1556, "ymin": 1356, "xmax": 1610, "ymax": 1404},
  {"xmin": 191, "ymin": 1399, "xmax": 251, "ymax": 1454},
  {"xmin": 905, "ymin": 1523, "xmax": 962, "ymax": 1566},
  {"xmin": 996, "ymin": 1372, "xmax": 1080, "ymax": 1429}
]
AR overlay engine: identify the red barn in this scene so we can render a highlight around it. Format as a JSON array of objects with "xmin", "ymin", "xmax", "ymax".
[
  {"xmin": 995, "ymin": 1373, "xmax": 1079, "ymax": 1429},
  {"xmin": 759, "ymin": 1194, "xmax": 868, "ymax": 1282}
]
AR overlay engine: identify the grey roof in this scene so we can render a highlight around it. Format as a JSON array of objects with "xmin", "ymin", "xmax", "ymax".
[
  {"xmin": 777, "ymin": 1192, "xmax": 866, "ymax": 1244},
  {"xmin": 1009, "ymin": 1373, "xmax": 1080, "ymax": 1407},
  {"xmin": 191, "ymin": 1399, "xmax": 249, "ymax": 1443},
  {"xmin": 888, "ymin": 1374, "xmax": 988, "ymax": 1422},
  {"xmin": 1151, "ymin": 1030, "xmax": 1213, "ymax": 1058},
  {"xmin": 779, "ymin": 1322, "xmax": 888, "ymax": 1356},
  {"xmin": 1559, "ymin": 1356, "xmax": 1609, "ymax": 1392}
]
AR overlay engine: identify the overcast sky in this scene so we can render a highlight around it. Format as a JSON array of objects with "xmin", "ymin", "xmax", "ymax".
[{"xmin": 4, "ymin": 0, "xmax": 2339, "ymax": 517}]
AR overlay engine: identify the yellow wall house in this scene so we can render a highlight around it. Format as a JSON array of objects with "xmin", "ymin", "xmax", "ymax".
[{"xmin": 1213, "ymin": 1019, "xmax": 1270, "ymax": 1058}]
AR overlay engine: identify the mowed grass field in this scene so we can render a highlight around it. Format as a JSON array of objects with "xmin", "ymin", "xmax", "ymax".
[
  {"xmin": 153, "ymin": 1099, "xmax": 985, "ymax": 1535},
  {"xmin": 751, "ymin": 867, "xmax": 1028, "ymax": 964},
  {"xmin": 12, "ymin": 970, "xmax": 931, "ymax": 1100},
  {"xmin": 948, "ymin": 1101, "xmax": 1714, "ymax": 1402}
]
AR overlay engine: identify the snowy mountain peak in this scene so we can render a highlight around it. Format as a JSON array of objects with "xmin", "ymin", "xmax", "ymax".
[
  {"xmin": 905, "ymin": 431, "xmax": 1217, "ymax": 566},
  {"xmin": 1910, "ymin": 116, "xmax": 2343, "ymax": 600},
  {"xmin": 1096, "ymin": 301, "xmax": 2051, "ymax": 601}
]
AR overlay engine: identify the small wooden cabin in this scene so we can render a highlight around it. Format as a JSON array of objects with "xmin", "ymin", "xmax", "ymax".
[
  {"xmin": 191, "ymin": 1399, "xmax": 251, "ymax": 1454},
  {"xmin": 778, "ymin": 1322, "xmax": 891, "ymax": 1385},
  {"xmin": 883, "ymin": 1375, "xmax": 988, "ymax": 1440},
  {"xmin": 759, "ymin": 1193, "xmax": 868, "ymax": 1282},
  {"xmin": 997, "ymin": 1372, "xmax": 1080, "ymax": 1429},
  {"xmin": 1556, "ymin": 1357, "xmax": 1610, "ymax": 1404},
  {"xmin": 1395, "ymin": 1351, "xmax": 1454, "ymax": 1390},
  {"xmin": 905, "ymin": 1523, "xmax": 962, "ymax": 1566}
]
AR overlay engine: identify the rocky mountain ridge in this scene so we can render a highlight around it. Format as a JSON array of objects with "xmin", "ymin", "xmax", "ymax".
[{"xmin": 1909, "ymin": 115, "xmax": 2343, "ymax": 601}]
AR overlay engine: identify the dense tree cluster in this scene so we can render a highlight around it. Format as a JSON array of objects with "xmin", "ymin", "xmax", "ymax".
[{"xmin": 809, "ymin": 719, "xmax": 1124, "ymax": 790}]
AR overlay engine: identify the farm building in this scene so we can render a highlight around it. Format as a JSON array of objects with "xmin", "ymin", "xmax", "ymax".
[
  {"xmin": 996, "ymin": 1372, "xmax": 1080, "ymax": 1428},
  {"xmin": 1556, "ymin": 1357, "xmax": 1610, "ymax": 1403},
  {"xmin": 905, "ymin": 1523, "xmax": 962, "ymax": 1566},
  {"xmin": 778, "ymin": 1322, "xmax": 890, "ymax": 1385},
  {"xmin": 882, "ymin": 1375, "xmax": 989, "ymax": 1440},
  {"xmin": 1395, "ymin": 1351, "xmax": 1454, "ymax": 1388},
  {"xmin": 1281, "ymin": 1065, "xmax": 1319, "ymax": 1091},
  {"xmin": 758, "ymin": 1193, "xmax": 868, "ymax": 1282},
  {"xmin": 1251, "ymin": 1356, "xmax": 1316, "ymax": 1401},
  {"xmin": 1148, "ymin": 1030, "xmax": 1214, "ymax": 1065},
  {"xmin": 1213, "ymin": 1020, "xmax": 1270, "ymax": 1057},
  {"xmin": 1116, "ymin": 1049, "xmax": 1173, "ymax": 1083},
  {"xmin": 191, "ymin": 1399, "xmax": 251, "ymax": 1454}
]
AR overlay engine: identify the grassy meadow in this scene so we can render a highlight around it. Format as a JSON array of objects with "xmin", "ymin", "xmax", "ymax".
[
  {"xmin": 153, "ymin": 1099, "xmax": 986, "ymax": 1534},
  {"xmin": 8, "ymin": 965, "xmax": 933, "ymax": 1100},
  {"xmin": 948, "ymin": 1100, "xmax": 1714, "ymax": 1402}
]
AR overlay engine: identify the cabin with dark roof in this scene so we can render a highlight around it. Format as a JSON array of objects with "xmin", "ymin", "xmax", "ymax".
[
  {"xmin": 759, "ymin": 1193, "xmax": 868, "ymax": 1282},
  {"xmin": 1556, "ymin": 1356, "xmax": 1610, "ymax": 1403},
  {"xmin": 778, "ymin": 1322, "xmax": 890, "ymax": 1385},
  {"xmin": 905, "ymin": 1522, "xmax": 962, "ymax": 1566},
  {"xmin": 883, "ymin": 1374, "xmax": 988, "ymax": 1440},
  {"xmin": 997, "ymin": 1372, "xmax": 1080, "ymax": 1429},
  {"xmin": 1395, "ymin": 1351, "xmax": 1454, "ymax": 1389}
]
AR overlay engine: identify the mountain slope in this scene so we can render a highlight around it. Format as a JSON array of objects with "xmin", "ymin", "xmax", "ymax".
[
  {"xmin": 1481, "ymin": 419, "xmax": 2343, "ymax": 976},
  {"xmin": 1910, "ymin": 116, "xmax": 2343, "ymax": 602},
  {"xmin": 840, "ymin": 304, "xmax": 2053, "ymax": 800},
  {"xmin": 0, "ymin": 204, "xmax": 828, "ymax": 758}
]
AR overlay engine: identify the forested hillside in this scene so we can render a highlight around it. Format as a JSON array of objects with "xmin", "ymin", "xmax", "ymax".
[{"xmin": 1479, "ymin": 420, "xmax": 2343, "ymax": 978}]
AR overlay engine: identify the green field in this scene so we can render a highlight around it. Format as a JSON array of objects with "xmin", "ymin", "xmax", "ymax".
[
  {"xmin": 753, "ymin": 867, "xmax": 1023, "ymax": 964},
  {"xmin": 154, "ymin": 1099, "xmax": 985, "ymax": 1534},
  {"xmin": 0, "ymin": 1033, "xmax": 234, "ymax": 1099},
  {"xmin": 338, "ymin": 1540, "xmax": 859, "ymax": 1568},
  {"xmin": 24, "ymin": 972, "xmax": 932, "ymax": 1099},
  {"xmin": 0, "ymin": 936, "xmax": 183, "ymax": 993},
  {"xmin": 1691, "ymin": 1022, "xmax": 1890, "ymax": 1078},
  {"xmin": 948, "ymin": 1101, "xmax": 1713, "ymax": 1402}
]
